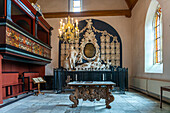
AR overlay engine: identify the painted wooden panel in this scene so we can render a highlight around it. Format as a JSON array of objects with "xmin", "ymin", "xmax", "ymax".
[
  {"xmin": 2, "ymin": 72, "xmax": 20, "ymax": 99},
  {"xmin": 6, "ymin": 27, "xmax": 51, "ymax": 59},
  {"xmin": 23, "ymin": 72, "xmax": 40, "ymax": 91}
]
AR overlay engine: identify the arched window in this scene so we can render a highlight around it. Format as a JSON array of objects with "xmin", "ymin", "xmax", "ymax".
[
  {"xmin": 153, "ymin": 5, "xmax": 162, "ymax": 64},
  {"xmin": 145, "ymin": 0, "xmax": 163, "ymax": 73}
]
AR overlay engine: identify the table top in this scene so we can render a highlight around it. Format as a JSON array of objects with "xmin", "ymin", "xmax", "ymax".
[{"xmin": 68, "ymin": 81, "xmax": 116, "ymax": 86}]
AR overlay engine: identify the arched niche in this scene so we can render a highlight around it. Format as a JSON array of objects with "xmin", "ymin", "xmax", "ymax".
[{"xmin": 59, "ymin": 19, "xmax": 122, "ymax": 68}]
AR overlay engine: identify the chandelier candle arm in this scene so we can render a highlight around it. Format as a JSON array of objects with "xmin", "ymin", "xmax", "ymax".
[
  {"xmin": 65, "ymin": 18, "xmax": 67, "ymax": 23},
  {"xmin": 60, "ymin": 21, "xmax": 62, "ymax": 28},
  {"xmin": 72, "ymin": 18, "xmax": 74, "ymax": 24},
  {"xmin": 63, "ymin": 23, "xmax": 65, "ymax": 30},
  {"xmin": 58, "ymin": 16, "xmax": 80, "ymax": 42},
  {"xmin": 76, "ymin": 19, "xmax": 78, "ymax": 27}
]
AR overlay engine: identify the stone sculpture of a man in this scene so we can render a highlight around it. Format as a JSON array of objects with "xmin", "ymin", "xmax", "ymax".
[{"xmin": 67, "ymin": 46, "xmax": 78, "ymax": 69}]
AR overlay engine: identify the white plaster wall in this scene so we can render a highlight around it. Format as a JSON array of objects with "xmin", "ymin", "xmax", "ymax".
[
  {"xmin": 45, "ymin": 19, "xmax": 60, "ymax": 75},
  {"xmin": 37, "ymin": 0, "xmax": 68, "ymax": 13},
  {"xmin": 45, "ymin": 16, "xmax": 132, "ymax": 77},
  {"xmin": 37, "ymin": 0, "xmax": 128, "ymax": 13},
  {"xmin": 82, "ymin": 0, "xmax": 128, "ymax": 11},
  {"xmin": 131, "ymin": 0, "xmax": 170, "ymax": 80}
]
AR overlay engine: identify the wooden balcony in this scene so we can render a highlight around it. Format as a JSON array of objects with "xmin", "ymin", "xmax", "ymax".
[{"xmin": 0, "ymin": 0, "xmax": 53, "ymax": 65}]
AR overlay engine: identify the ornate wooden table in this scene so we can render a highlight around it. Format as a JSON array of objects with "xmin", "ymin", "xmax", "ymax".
[{"xmin": 68, "ymin": 81, "xmax": 115, "ymax": 109}]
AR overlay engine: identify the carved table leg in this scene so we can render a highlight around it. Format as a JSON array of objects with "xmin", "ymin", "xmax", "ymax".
[
  {"xmin": 69, "ymin": 87, "xmax": 79, "ymax": 108},
  {"xmin": 105, "ymin": 86, "xmax": 114, "ymax": 109}
]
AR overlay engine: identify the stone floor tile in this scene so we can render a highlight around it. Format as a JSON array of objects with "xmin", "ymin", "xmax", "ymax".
[
  {"xmin": 124, "ymin": 110, "xmax": 141, "ymax": 113},
  {"xmin": 50, "ymin": 106, "xmax": 68, "ymax": 113},
  {"xmin": 139, "ymin": 110, "xmax": 156, "ymax": 113},
  {"xmin": 0, "ymin": 90, "xmax": 169, "ymax": 113},
  {"xmin": 34, "ymin": 110, "xmax": 51, "ymax": 113},
  {"xmin": 109, "ymin": 110, "xmax": 126, "ymax": 113},
  {"xmin": 122, "ymin": 106, "xmax": 137, "ymax": 111}
]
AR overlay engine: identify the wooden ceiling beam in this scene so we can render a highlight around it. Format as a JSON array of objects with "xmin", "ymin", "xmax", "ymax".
[
  {"xmin": 43, "ymin": 9, "xmax": 131, "ymax": 18},
  {"xmin": 125, "ymin": 0, "xmax": 138, "ymax": 10}
]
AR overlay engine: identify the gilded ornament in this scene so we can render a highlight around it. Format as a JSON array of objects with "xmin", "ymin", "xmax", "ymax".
[
  {"xmin": 116, "ymin": 43, "xmax": 120, "ymax": 49},
  {"xmin": 106, "ymin": 35, "xmax": 110, "ymax": 42},
  {"xmin": 101, "ymin": 49, "xmax": 105, "ymax": 54},
  {"xmin": 106, "ymin": 43, "xmax": 110, "ymax": 49},
  {"xmin": 75, "ymin": 39, "xmax": 79, "ymax": 43},
  {"xmin": 101, "ymin": 43, "xmax": 105, "ymax": 48},
  {"xmin": 66, "ymin": 44, "xmax": 69, "ymax": 49},
  {"xmin": 106, "ymin": 54, "xmax": 111, "ymax": 59},
  {"xmin": 116, "ymin": 49, "xmax": 120, "ymax": 54},
  {"xmin": 61, "ymin": 44, "xmax": 65, "ymax": 49},
  {"xmin": 111, "ymin": 60, "xmax": 116, "ymax": 66},
  {"xmin": 101, "ymin": 55, "xmax": 105, "ymax": 60},
  {"xmin": 116, "ymin": 60, "xmax": 120, "ymax": 66},
  {"xmin": 111, "ymin": 55, "xmax": 115, "ymax": 60},
  {"xmin": 113, "ymin": 36, "xmax": 118, "ymax": 41},
  {"xmin": 100, "ymin": 35, "xmax": 105, "ymax": 42},
  {"xmin": 106, "ymin": 49, "xmax": 110, "ymax": 54},
  {"xmin": 61, "ymin": 50, "xmax": 65, "ymax": 55},
  {"xmin": 75, "ymin": 44, "xmax": 79, "ymax": 48}
]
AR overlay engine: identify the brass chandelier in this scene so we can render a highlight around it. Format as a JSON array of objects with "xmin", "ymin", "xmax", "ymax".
[{"xmin": 58, "ymin": 16, "xmax": 79, "ymax": 42}]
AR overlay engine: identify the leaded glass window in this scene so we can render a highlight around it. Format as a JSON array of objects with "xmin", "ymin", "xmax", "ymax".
[
  {"xmin": 153, "ymin": 5, "xmax": 162, "ymax": 64},
  {"xmin": 72, "ymin": 0, "xmax": 81, "ymax": 12}
]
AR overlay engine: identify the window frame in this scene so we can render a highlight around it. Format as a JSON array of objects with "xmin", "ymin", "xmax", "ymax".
[
  {"xmin": 70, "ymin": 0, "xmax": 82, "ymax": 12},
  {"xmin": 145, "ymin": 0, "xmax": 163, "ymax": 74},
  {"xmin": 152, "ymin": 5, "xmax": 162, "ymax": 64}
]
